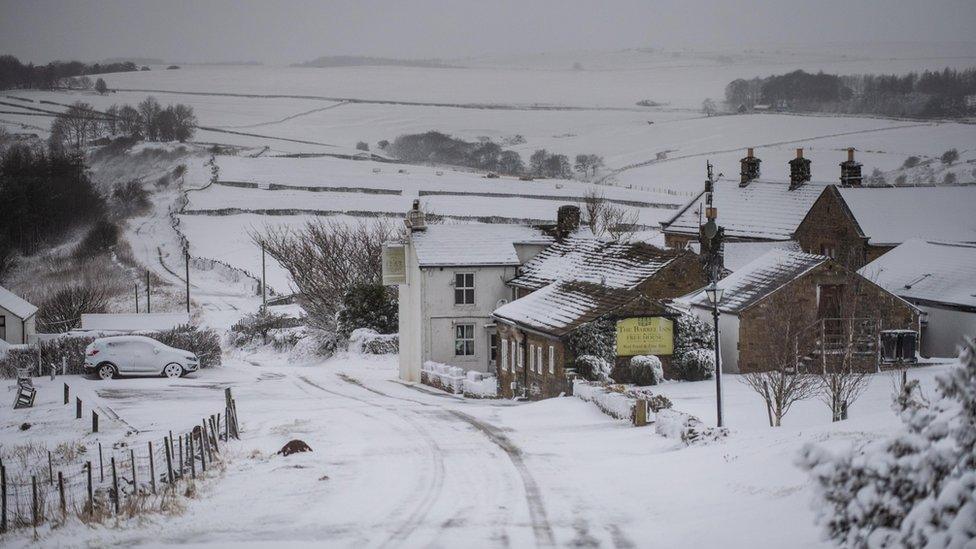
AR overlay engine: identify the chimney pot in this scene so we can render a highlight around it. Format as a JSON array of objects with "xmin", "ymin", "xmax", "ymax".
[
  {"xmin": 840, "ymin": 147, "xmax": 863, "ymax": 187},
  {"xmin": 740, "ymin": 147, "xmax": 761, "ymax": 187},
  {"xmin": 847, "ymin": 147, "xmax": 855, "ymax": 162},
  {"xmin": 747, "ymin": 147, "xmax": 754, "ymax": 158},
  {"xmin": 796, "ymin": 148, "xmax": 804, "ymax": 159}
]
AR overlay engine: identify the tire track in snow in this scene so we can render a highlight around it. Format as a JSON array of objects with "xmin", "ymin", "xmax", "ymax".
[{"xmin": 447, "ymin": 410, "xmax": 556, "ymax": 548}]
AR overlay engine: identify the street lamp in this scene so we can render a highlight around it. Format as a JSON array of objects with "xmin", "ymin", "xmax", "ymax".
[{"xmin": 705, "ymin": 283, "xmax": 725, "ymax": 428}]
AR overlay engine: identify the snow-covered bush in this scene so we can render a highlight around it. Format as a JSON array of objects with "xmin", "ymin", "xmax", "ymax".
[
  {"xmin": 625, "ymin": 387, "xmax": 673, "ymax": 413},
  {"xmin": 347, "ymin": 328, "xmax": 398, "ymax": 355},
  {"xmin": 655, "ymin": 409, "xmax": 728, "ymax": 445},
  {"xmin": 575, "ymin": 354, "xmax": 613, "ymax": 382},
  {"xmin": 336, "ymin": 283, "xmax": 397, "ymax": 339},
  {"xmin": 568, "ymin": 318, "xmax": 615, "ymax": 365},
  {"xmin": 797, "ymin": 336, "xmax": 976, "ymax": 548},
  {"xmin": 229, "ymin": 310, "xmax": 302, "ymax": 348},
  {"xmin": 156, "ymin": 324, "xmax": 222, "ymax": 368},
  {"xmin": 289, "ymin": 329, "xmax": 338, "ymax": 361},
  {"xmin": 673, "ymin": 348, "xmax": 715, "ymax": 381},
  {"xmin": 630, "ymin": 355, "xmax": 664, "ymax": 386},
  {"xmin": 671, "ymin": 313, "xmax": 715, "ymax": 381}
]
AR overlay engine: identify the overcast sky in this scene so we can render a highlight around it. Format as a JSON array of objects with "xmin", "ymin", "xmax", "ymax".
[{"xmin": 1, "ymin": 0, "xmax": 974, "ymax": 64}]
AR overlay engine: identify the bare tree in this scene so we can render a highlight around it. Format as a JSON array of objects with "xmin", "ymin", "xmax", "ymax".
[
  {"xmin": 137, "ymin": 96, "xmax": 162, "ymax": 141},
  {"xmin": 739, "ymin": 302, "xmax": 819, "ymax": 426},
  {"xmin": 581, "ymin": 188, "xmax": 639, "ymax": 240},
  {"xmin": 253, "ymin": 219, "xmax": 394, "ymax": 329},
  {"xmin": 49, "ymin": 101, "xmax": 103, "ymax": 149},
  {"xmin": 117, "ymin": 104, "xmax": 142, "ymax": 136},
  {"xmin": 37, "ymin": 283, "xmax": 112, "ymax": 333}
]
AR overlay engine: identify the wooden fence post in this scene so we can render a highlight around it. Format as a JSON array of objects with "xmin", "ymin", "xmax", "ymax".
[
  {"xmin": 64, "ymin": 383, "xmax": 69, "ymax": 405},
  {"xmin": 178, "ymin": 435, "xmax": 184, "ymax": 478},
  {"xmin": 98, "ymin": 443, "xmax": 104, "ymax": 482},
  {"xmin": 58, "ymin": 471, "xmax": 65, "ymax": 519},
  {"xmin": 110, "ymin": 457, "xmax": 119, "ymax": 514},
  {"xmin": 86, "ymin": 461, "xmax": 93, "ymax": 516},
  {"xmin": 31, "ymin": 475, "xmax": 38, "ymax": 527},
  {"xmin": 1, "ymin": 464, "xmax": 6, "ymax": 533},
  {"xmin": 224, "ymin": 410, "xmax": 229, "ymax": 441},
  {"xmin": 148, "ymin": 441, "xmax": 157, "ymax": 494},
  {"xmin": 208, "ymin": 416, "xmax": 219, "ymax": 453},
  {"xmin": 130, "ymin": 449, "xmax": 136, "ymax": 492},
  {"xmin": 164, "ymin": 437, "xmax": 174, "ymax": 485},
  {"xmin": 76, "ymin": 397, "xmax": 82, "ymax": 419},
  {"xmin": 92, "ymin": 411, "xmax": 99, "ymax": 433},
  {"xmin": 201, "ymin": 419, "xmax": 210, "ymax": 467},
  {"xmin": 188, "ymin": 435, "xmax": 196, "ymax": 479}
]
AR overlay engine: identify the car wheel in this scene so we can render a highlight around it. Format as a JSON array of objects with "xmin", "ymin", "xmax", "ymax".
[
  {"xmin": 163, "ymin": 363, "xmax": 184, "ymax": 379},
  {"xmin": 97, "ymin": 363, "xmax": 117, "ymax": 380}
]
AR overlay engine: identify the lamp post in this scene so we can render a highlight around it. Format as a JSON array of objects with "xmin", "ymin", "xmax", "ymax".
[{"xmin": 705, "ymin": 283, "xmax": 725, "ymax": 428}]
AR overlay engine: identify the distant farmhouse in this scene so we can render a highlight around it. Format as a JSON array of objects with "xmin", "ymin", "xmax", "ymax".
[{"xmin": 0, "ymin": 285, "xmax": 37, "ymax": 347}]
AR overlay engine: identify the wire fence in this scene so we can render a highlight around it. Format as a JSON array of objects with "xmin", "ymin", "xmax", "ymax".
[{"xmin": 0, "ymin": 388, "xmax": 240, "ymax": 534}]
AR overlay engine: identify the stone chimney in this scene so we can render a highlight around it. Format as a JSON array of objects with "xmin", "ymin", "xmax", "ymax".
[
  {"xmin": 556, "ymin": 205, "xmax": 581, "ymax": 238},
  {"xmin": 789, "ymin": 148, "xmax": 811, "ymax": 190},
  {"xmin": 740, "ymin": 147, "xmax": 761, "ymax": 187},
  {"xmin": 839, "ymin": 147, "xmax": 862, "ymax": 187},
  {"xmin": 405, "ymin": 199, "xmax": 427, "ymax": 232}
]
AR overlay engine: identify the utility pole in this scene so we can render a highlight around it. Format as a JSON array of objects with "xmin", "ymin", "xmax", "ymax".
[
  {"xmin": 701, "ymin": 161, "xmax": 725, "ymax": 428},
  {"xmin": 261, "ymin": 242, "xmax": 267, "ymax": 312},
  {"xmin": 146, "ymin": 270, "xmax": 151, "ymax": 314},
  {"xmin": 135, "ymin": 283, "xmax": 139, "ymax": 313},
  {"xmin": 185, "ymin": 249, "xmax": 190, "ymax": 314}
]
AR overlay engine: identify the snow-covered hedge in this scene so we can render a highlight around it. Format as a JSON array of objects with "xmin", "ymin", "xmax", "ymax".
[
  {"xmin": 797, "ymin": 336, "xmax": 976, "ymax": 548},
  {"xmin": 654, "ymin": 409, "xmax": 728, "ymax": 445},
  {"xmin": 420, "ymin": 361, "xmax": 497, "ymax": 397},
  {"xmin": 347, "ymin": 328, "xmax": 398, "ymax": 354},
  {"xmin": 573, "ymin": 379, "xmax": 636, "ymax": 420},
  {"xmin": 576, "ymin": 354, "xmax": 614, "ymax": 382},
  {"xmin": 630, "ymin": 355, "xmax": 664, "ymax": 386}
]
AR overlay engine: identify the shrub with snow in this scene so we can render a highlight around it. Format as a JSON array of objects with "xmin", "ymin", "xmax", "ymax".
[
  {"xmin": 576, "ymin": 354, "xmax": 613, "ymax": 382},
  {"xmin": 347, "ymin": 328, "xmax": 398, "ymax": 354},
  {"xmin": 630, "ymin": 355, "xmax": 664, "ymax": 386},
  {"xmin": 797, "ymin": 336, "xmax": 976, "ymax": 548},
  {"xmin": 655, "ymin": 409, "xmax": 728, "ymax": 445},
  {"xmin": 671, "ymin": 313, "xmax": 715, "ymax": 381},
  {"xmin": 229, "ymin": 310, "xmax": 302, "ymax": 348},
  {"xmin": 568, "ymin": 318, "xmax": 615, "ymax": 365},
  {"xmin": 673, "ymin": 348, "xmax": 715, "ymax": 382},
  {"xmin": 289, "ymin": 329, "xmax": 338, "ymax": 361},
  {"xmin": 573, "ymin": 379, "xmax": 635, "ymax": 420}
]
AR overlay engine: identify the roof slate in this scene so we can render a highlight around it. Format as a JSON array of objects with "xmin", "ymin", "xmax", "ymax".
[
  {"xmin": 860, "ymin": 239, "xmax": 976, "ymax": 310},
  {"xmin": 410, "ymin": 223, "xmax": 553, "ymax": 267},
  {"xmin": 662, "ymin": 179, "xmax": 828, "ymax": 241},
  {"xmin": 493, "ymin": 281, "xmax": 641, "ymax": 337},
  {"xmin": 838, "ymin": 186, "xmax": 976, "ymax": 246},
  {"xmin": 509, "ymin": 237, "xmax": 679, "ymax": 291},
  {"xmin": 0, "ymin": 285, "xmax": 37, "ymax": 319},
  {"xmin": 684, "ymin": 248, "xmax": 828, "ymax": 314}
]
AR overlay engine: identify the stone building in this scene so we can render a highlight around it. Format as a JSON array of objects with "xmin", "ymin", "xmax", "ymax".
[
  {"xmin": 391, "ymin": 202, "xmax": 589, "ymax": 383},
  {"xmin": 682, "ymin": 248, "xmax": 919, "ymax": 374},
  {"xmin": 860, "ymin": 239, "xmax": 976, "ymax": 358},
  {"xmin": 0, "ymin": 285, "xmax": 37, "ymax": 347},
  {"xmin": 794, "ymin": 185, "xmax": 976, "ymax": 269},
  {"xmin": 493, "ymin": 238, "xmax": 708, "ymax": 399}
]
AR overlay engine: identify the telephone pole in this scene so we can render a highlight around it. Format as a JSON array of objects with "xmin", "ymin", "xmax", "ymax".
[
  {"xmin": 146, "ymin": 271, "xmax": 151, "ymax": 313},
  {"xmin": 185, "ymin": 250, "xmax": 191, "ymax": 314}
]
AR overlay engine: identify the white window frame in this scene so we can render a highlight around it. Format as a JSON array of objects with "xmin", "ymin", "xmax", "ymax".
[
  {"xmin": 510, "ymin": 340, "xmax": 516, "ymax": 370},
  {"xmin": 454, "ymin": 323, "xmax": 475, "ymax": 356},
  {"xmin": 548, "ymin": 345, "xmax": 554, "ymax": 374},
  {"xmin": 454, "ymin": 272, "xmax": 475, "ymax": 305},
  {"xmin": 500, "ymin": 338, "xmax": 508, "ymax": 371},
  {"xmin": 536, "ymin": 346, "xmax": 542, "ymax": 374},
  {"xmin": 528, "ymin": 343, "xmax": 535, "ymax": 371},
  {"xmin": 518, "ymin": 344, "xmax": 524, "ymax": 370}
]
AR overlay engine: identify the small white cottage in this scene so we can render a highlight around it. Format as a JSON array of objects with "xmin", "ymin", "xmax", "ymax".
[{"xmin": 0, "ymin": 285, "xmax": 38, "ymax": 346}]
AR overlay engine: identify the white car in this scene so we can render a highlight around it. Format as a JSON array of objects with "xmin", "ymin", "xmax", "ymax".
[{"xmin": 84, "ymin": 336, "xmax": 200, "ymax": 380}]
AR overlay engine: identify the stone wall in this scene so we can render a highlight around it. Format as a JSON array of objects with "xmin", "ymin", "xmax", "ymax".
[
  {"xmin": 794, "ymin": 186, "xmax": 869, "ymax": 269},
  {"xmin": 495, "ymin": 322, "xmax": 573, "ymax": 400}
]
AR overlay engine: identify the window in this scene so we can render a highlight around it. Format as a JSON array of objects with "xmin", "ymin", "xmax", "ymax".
[
  {"xmin": 518, "ymin": 344, "xmax": 524, "ymax": 369},
  {"xmin": 528, "ymin": 344, "xmax": 535, "ymax": 371},
  {"xmin": 510, "ymin": 340, "xmax": 516, "ymax": 370},
  {"xmin": 489, "ymin": 334, "xmax": 499, "ymax": 366},
  {"xmin": 0, "ymin": 315, "xmax": 5, "ymax": 342},
  {"xmin": 454, "ymin": 273, "xmax": 475, "ymax": 305},
  {"xmin": 820, "ymin": 244, "xmax": 836, "ymax": 258},
  {"xmin": 454, "ymin": 324, "xmax": 475, "ymax": 356},
  {"xmin": 536, "ymin": 346, "xmax": 542, "ymax": 374},
  {"xmin": 500, "ymin": 338, "xmax": 508, "ymax": 371},
  {"xmin": 548, "ymin": 345, "xmax": 555, "ymax": 374}
]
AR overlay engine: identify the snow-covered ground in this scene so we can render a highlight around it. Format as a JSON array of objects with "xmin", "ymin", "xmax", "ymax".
[{"xmin": 0, "ymin": 348, "xmax": 956, "ymax": 547}]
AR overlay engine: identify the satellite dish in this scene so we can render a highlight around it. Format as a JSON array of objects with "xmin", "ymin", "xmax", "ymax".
[
  {"xmin": 702, "ymin": 219, "xmax": 718, "ymax": 240},
  {"xmin": 496, "ymin": 299, "xmax": 508, "ymax": 308}
]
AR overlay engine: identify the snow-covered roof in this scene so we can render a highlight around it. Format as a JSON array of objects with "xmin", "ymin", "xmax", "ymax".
[
  {"xmin": 837, "ymin": 186, "xmax": 976, "ymax": 246},
  {"xmin": 493, "ymin": 281, "xmax": 640, "ymax": 337},
  {"xmin": 684, "ymin": 248, "xmax": 828, "ymax": 314},
  {"xmin": 859, "ymin": 239, "xmax": 976, "ymax": 311},
  {"xmin": 0, "ymin": 285, "xmax": 37, "ymax": 319},
  {"xmin": 79, "ymin": 313, "xmax": 190, "ymax": 332},
  {"xmin": 690, "ymin": 240, "xmax": 801, "ymax": 272},
  {"xmin": 509, "ymin": 237, "xmax": 680, "ymax": 291},
  {"xmin": 409, "ymin": 223, "xmax": 553, "ymax": 267},
  {"xmin": 661, "ymin": 179, "xmax": 828, "ymax": 241}
]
